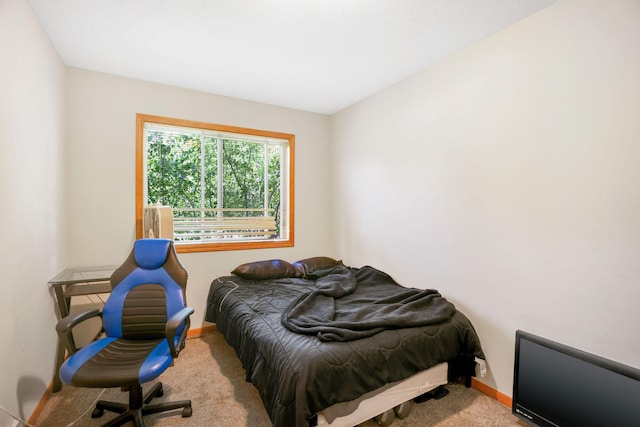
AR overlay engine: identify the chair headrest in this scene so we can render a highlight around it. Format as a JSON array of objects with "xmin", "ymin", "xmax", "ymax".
[{"xmin": 133, "ymin": 238, "xmax": 173, "ymax": 270}]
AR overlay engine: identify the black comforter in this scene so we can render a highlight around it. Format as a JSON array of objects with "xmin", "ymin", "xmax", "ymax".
[
  {"xmin": 282, "ymin": 265, "xmax": 457, "ymax": 342},
  {"xmin": 205, "ymin": 265, "xmax": 484, "ymax": 427}
]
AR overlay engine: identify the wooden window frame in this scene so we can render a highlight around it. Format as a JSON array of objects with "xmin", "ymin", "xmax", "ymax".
[{"xmin": 136, "ymin": 113, "xmax": 295, "ymax": 253}]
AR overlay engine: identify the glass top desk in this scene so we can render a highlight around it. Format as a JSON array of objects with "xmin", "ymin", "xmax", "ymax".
[{"xmin": 49, "ymin": 266, "xmax": 118, "ymax": 392}]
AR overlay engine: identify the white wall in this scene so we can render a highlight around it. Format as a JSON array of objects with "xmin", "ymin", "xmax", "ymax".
[
  {"xmin": 65, "ymin": 68, "xmax": 334, "ymax": 328},
  {"xmin": 330, "ymin": 0, "xmax": 640, "ymax": 396},
  {"xmin": 0, "ymin": 0, "xmax": 67, "ymax": 424}
]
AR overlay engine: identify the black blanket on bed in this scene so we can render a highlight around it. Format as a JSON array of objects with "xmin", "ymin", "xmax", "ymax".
[
  {"xmin": 282, "ymin": 265, "xmax": 457, "ymax": 341},
  {"xmin": 205, "ymin": 266, "xmax": 484, "ymax": 427}
]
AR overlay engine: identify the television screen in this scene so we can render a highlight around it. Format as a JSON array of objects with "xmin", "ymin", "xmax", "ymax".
[{"xmin": 512, "ymin": 330, "xmax": 640, "ymax": 427}]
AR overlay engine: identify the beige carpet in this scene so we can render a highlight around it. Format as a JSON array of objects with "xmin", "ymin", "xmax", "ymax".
[{"xmin": 36, "ymin": 332, "xmax": 528, "ymax": 427}]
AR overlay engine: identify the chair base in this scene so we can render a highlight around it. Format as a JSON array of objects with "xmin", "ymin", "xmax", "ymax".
[{"xmin": 92, "ymin": 382, "xmax": 192, "ymax": 427}]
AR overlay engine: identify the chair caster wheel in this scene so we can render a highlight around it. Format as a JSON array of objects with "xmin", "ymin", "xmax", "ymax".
[
  {"xmin": 91, "ymin": 407, "xmax": 104, "ymax": 419},
  {"xmin": 156, "ymin": 385, "xmax": 164, "ymax": 397},
  {"xmin": 182, "ymin": 406, "xmax": 192, "ymax": 418}
]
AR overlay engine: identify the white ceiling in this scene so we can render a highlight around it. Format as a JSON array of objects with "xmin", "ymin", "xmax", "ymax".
[{"xmin": 28, "ymin": 0, "xmax": 555, "ymax": 115}]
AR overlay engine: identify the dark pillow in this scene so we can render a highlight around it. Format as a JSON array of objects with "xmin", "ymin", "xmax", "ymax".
[
  {"xmin": 292, "ymin": 256, "xmax": 343, "ymax": 276},
  {"xmin": 231, "ymin": 259, "xmax": 299, "ymax": 281}
]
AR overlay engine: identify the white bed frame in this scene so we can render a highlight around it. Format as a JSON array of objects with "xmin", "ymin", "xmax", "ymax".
[{"xmin": 316, "ymin": 362, "xmax": 449, "ymax": 427}]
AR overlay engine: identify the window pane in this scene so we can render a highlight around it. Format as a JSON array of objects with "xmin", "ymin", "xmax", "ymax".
[
  {"xmin": 146, "ymin": 129, "xmax": 201, "ymax": 209},
  {"xmin": 222, "ymin": 139, "xmax": 267, "ymax": 213},
  {"xmin": 268, "ymin": 144, "xmax": 282, "ymax": 232},
  {"xmin": 203, "ymin": 136, "xmax": 218, "ymax": 210}
]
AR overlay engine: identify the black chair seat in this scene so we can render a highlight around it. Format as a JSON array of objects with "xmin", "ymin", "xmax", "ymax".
[{"xmin": 64, "ymin": 338, "xmax": 169, "ymax": 388}]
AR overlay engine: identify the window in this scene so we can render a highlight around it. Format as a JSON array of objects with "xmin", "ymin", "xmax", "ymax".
[{"xmin": 136, "ymin": 114, "xmax": 294, "ymax": 253}]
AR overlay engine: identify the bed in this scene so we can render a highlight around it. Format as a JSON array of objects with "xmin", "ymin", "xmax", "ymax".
[{"xmin": 204, "ymin": 257, "xmax": 485, "ymax": 427}]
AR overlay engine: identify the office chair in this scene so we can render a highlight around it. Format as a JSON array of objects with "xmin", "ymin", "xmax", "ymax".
[{"xmin": 56, "ymin": 238, "xmax": 194, "ymax": 427}]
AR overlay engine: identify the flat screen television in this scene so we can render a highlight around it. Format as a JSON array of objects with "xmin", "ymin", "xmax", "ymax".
[{"xmin": 512, "ymin": 330, "xmax": 640, "ymax": 427}]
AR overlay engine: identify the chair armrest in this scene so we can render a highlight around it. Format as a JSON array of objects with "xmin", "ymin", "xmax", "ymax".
[
  {"xmin": 56, "ymin": 308, "xmax": 102, "ymax": 355},
  {"xmin": 165, "ymin": 307, "xmax": 194, "ymax": 358}
]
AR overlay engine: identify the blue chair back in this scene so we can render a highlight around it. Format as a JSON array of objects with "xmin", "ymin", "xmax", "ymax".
[{"xmin": 103, "ymin": 238, "xmax": 188, "ymax": 340}]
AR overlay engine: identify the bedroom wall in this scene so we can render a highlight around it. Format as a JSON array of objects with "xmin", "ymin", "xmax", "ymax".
[
  {"xmin": 0, "ymin": 0, "xmax": 67, "ymax": 424},
  {"xmin": 330, "ymin": 0, "xmax": 640, "ymax": 397},
  {"xmin": 65, "ymin": 68, "xmax": 333, "ymax": 328}
]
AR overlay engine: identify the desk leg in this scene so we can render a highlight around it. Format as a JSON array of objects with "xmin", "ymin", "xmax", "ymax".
[
  {"xmin": 52, "ymin": 284, "xmax": 69, "ymax": 393},
  {"xmin": 53, "ymin": 341, "xmax": 65, "ymax": 392}
]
